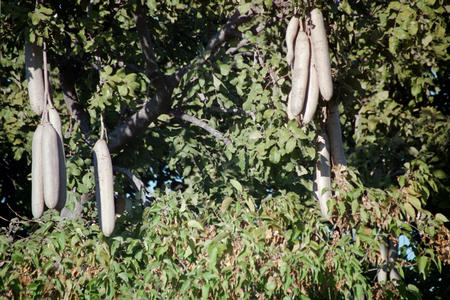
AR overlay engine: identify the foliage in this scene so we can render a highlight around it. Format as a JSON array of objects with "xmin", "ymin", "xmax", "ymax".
[{"xmin": 1, "ymin": 0, "xmax": 449, "ymax": 298}]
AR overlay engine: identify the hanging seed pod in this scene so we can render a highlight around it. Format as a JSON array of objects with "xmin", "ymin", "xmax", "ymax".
[
  {"xmin": 48, "ymin": 107, "xmax": 67, "ymax": 211},
  {"xmin": 389, "ymin": 239, "xmax": 402, "ymax": 282},
  {"xmin": 290, "ymin": 20, "xmax": 310, "ymax": 117},
  {"xmin": 31, "ymin": 124, "xmax": 45, "ymax": 218},
  {"xmin": 41, "ymin": 122, "xmax": 61, "ymax": 209},
  {"xmin": 286, "ymin": 91, "xmax": 296, "ymax": 120},
  {"xmin": 93, "ymin": 139, "xmax": 115, "ymax": 236},
  {"xmin": 326, "ymin": 101, "xmax": 347, "ymax": 167},
  {"xmin": 313, "ymin": 131, "xmax": 331, "ymax": 221},
  {"xmin": 285, "ymin": 16, "xmax": 299, "ymax": 68},
  {"xmin": 25, "ymin": 42, "xmax": 45, "ymax": 115},
  {"xmin": 378, "ymin": 238, "xmax": 389, "ymax": 283},
  {"xmin": 302, "ymin": 43, "xmax": 319, "ymax": 124},
  {"xmin": 310, "ymin": 8, "xmax": 333, "ymax": 101}
]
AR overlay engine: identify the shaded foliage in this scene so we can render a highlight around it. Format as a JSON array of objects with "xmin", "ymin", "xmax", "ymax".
[{"xmin": 1, "ymin": 0, "xmax": 449, "ymax": 298}]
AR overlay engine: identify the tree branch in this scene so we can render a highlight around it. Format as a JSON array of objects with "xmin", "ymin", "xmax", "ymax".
[
  {"xmin": 58, "ymin": 61, "xmax": 94, "ymax": 145},
  {"xmin": 108, "ymin": 8, "xmax": 258, "ymax": 153},
  {"xmin": 113, "ymin": 166, "xmax": 147, "ymax": 193},
  {"xmin": 112, "ymin": 60, "xmax": 145, "ymax": 74},
  {"xmin": 173, "ymin": 8, "xmax": 256, "ymax": 83},
  {"xmin": 225, "ymin": 16, "xmax": 273, "ymax": 55},
  {"xmin": 134, "ymin": 0, "xmax": 163, "ymax": 84},
  {"xmin": 108, "ymin": 87, "xmax": 170, "ymax": 153},
  {"xmin": 60, "ymin": 192, "xmax": 94, "ymax": 219},
  {"xmin": 209, "ymin": 105, "xmax": 256, "ymax": 120},
  {"xmin": 197, "ymin": 92, "xmax": 255, "ymax": 120},
  {"xmin": 171, "ymin": 110, "xmax": 231, "ymax": 145}
]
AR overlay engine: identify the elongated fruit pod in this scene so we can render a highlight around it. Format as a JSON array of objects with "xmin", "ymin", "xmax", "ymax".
[
  {"xmin": 302, "ymin": 45, "xmax": 319, "ymax": 124},
  {"xmin": 32, "ymin": 124, "xmax": 45, "ymax": 218},
  {"xmin": 388, "ymin": 239, "xmax": 401, "ymax": 282},
  {"xmin": 326, "ymin": 101, "xmax": 347, "ymax": 167},
  {"xmin": 313, "ymin": 131, "xmax": 331, "ymax": 221},
  {"xmin": 378, "ymin": 238, "xmax": 389, "ymax": 283},
  {"xmin": 25, "ymin": 42, "xmax": 45, "ymax": 115},
  {"xmin": 93, "ymin": 139, "xmax": 115, "ymax": 236},
  {"xmin": 285, "ymin": 16, "xmax": 299, "ymax": 68},
  {"xmin": 286, "ymin": 91, "xmax": 295, "ymax": 120},
  {"xmin": 49, "ymin": 107, "xmax": 67, "ymax": 211},
  {"xmin": 290, "ymin": 29, "xmax": 310, "ymax": 117},
  {"xmin": 42, "ymin": 122, "xmax": 61, "ymax": 209},
  {"xmin": 310, "ymin": 8, "xmax": 333, "ymax": 101}
]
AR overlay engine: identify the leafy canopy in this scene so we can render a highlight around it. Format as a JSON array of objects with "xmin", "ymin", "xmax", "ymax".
[{"xmin": 0, "ymin": 0, "xmax": 449, "ymax": 299}]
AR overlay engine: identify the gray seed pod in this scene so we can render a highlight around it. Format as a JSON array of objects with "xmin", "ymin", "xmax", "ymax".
[
  {"xmin": 25, "ymin": 42, "xmax": 45, "ymax": 115},
  {"xmin": 93, "ymin": 139, "xmax": 115, "ymax": 236},
  {"xmin": 31, "ymin": 124, "xmax": 45, "ymax": 218}
]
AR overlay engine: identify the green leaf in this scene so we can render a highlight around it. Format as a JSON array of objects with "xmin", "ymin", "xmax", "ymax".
[
  {"xmin": 187, "ymin": 220, "xmax": 203, "ymax": 231},
  {"xmin": 230, "ymin": 179, "xmax": 243, "ymax": 193},
  {"xmin": 403, "ymin": 202, "xmax": 416, "ymax": 218},
  {"xmin": 408, "ymin": 196, "xmax": 421, "ymax": 210},
  {"xmin": 265, "ymin": 278, "xmax": 276, "ymax": 292},
  {"xmin": 408, "ymin": 21, "xmax": 418, "ymax": 35},
  {"xmin": 435, "ymin": 213, "xmax": 449, "ymax": 223},
  {"xmin": 285, "ymin": 139, "xmax": 296, "ymax": 154},
  {"xmin": 269, "ymin": 146, "xmax": 281, "ymax": 164},
  {"xmin": 411, "ymin": 84, "xmax": 421, "ymax": 97},
  {"xmin": 393, "ymin": 28, "xmax": 409, "ymax": 40},
  {"xmin": 239, "ymin": 2, "xmax": 252, "ymax": 14},
  {"xmin": 201, "ymin": 285, "xmax": 210, "ymax": 300},
  {"xmin": 376, "ymin": 90, "xmax": 389, "ymax": 100},
  {"xmin": 219, "ymin": 63, "xmax": 231, "ymax": 76},
  {"xmin": 389, "ymin": 36, "xmax": 399, "ymax": 54},
  {"xmin": 432, "ymin": 169, "xmax": 446, "ymax": 179},
  {"xmin": 417, "ymin": 256, "xmax": 428, "ymax": 276},
  {"xmin": 104, "ymin": 66, "xmax": 113, "ymax": 76},
  {"xmin": 213, "ymin": 75, "xmax": 222, "ymax": 89},
  {"xmin": 221, "ymin": 197, "xmax": 234, "ymax": 214},
  {"xmin": 422, "ymin": 34, "xmax": 433, "ymax": 46}
]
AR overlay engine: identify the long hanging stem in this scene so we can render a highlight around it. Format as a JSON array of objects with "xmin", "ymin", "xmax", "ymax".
[
  {"xmin": 100, "ymin": 114, "xmax": 105, "ymax": 141},
  {"xmin": 41, "ymin": 41, "xmax": 49, "ymax": 124},
  {"xmin": 43, "ymin": 45, "xmax": 54, "ymax": 110}
]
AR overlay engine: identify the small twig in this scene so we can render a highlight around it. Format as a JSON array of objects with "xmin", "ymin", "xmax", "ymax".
[
  {"xmin": 171, "ymin": 110, "xmax": 231, "ymax": 144},
  {"xmin": 112, "ymin": 60, "xmax": 145, "ymax": 74},
  {"xmin": 209, "ymin": 105, "xmax": 256, "ymax": 121},
  {"xmin": 135, "ymin": 0, "xmax": 163, "ymax": 82},
  {"xmin": 41, "ymin": 42, "xmax": 50, "ymax": 124},
  {"xmin": 58, "ymin": 61, "xmax": 94, "ymax": 145},
  {"xmin": 100, "ymin": 113, "xmax": 105, "ymax": 141},
  {"xmin": 196, "ymin": 93, "xmax": 255, "ymax": 120},
  {"xmin": 7, "ymin": 203, "xmax": 26, "ymax": 220},
  {"xmin": 113, "ymin": 166, "xmax": 147, "ymax": 193},
  {"xmin": 173, "ymin": 8, "xmax": 256, "ymax": 83}
]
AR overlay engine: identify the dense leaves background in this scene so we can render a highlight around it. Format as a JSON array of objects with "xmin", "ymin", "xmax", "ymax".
[{"xmin": 0, "ymin": 0, "xmax": 449, "ymax": 298}]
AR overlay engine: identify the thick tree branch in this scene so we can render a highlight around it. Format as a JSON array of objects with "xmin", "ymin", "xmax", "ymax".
[
  {"xmin": 173, "ymin": 9, "xmax": 256, "ymax": 83},
  {"xmin": 108, "ymin": 8, "xmax": 258, "ymax": 153},
  {"xmin": 135, "ymin": 0, "xmax": 163, "ymax": 84},
  {"xmin": 108, "ymin": 86, "xmax": 171, "ymax": 153},
  {"xmin": 58, "ymin": 61, "xmax": 94, "ymax": 145},
  {"xmin": 226, "ymin": 16, "xmax": 273, "ymax": 55},
  {"xmin": 171, "ymin": 110, "xmax": 231, "ymax": 145},
  {"xmin": 113, "ymin": 166, "xmax": 147, "ymax": 193},
  {"xmin": 60, "ymin": 192, "xmax": 94, "ymax": 219}
]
